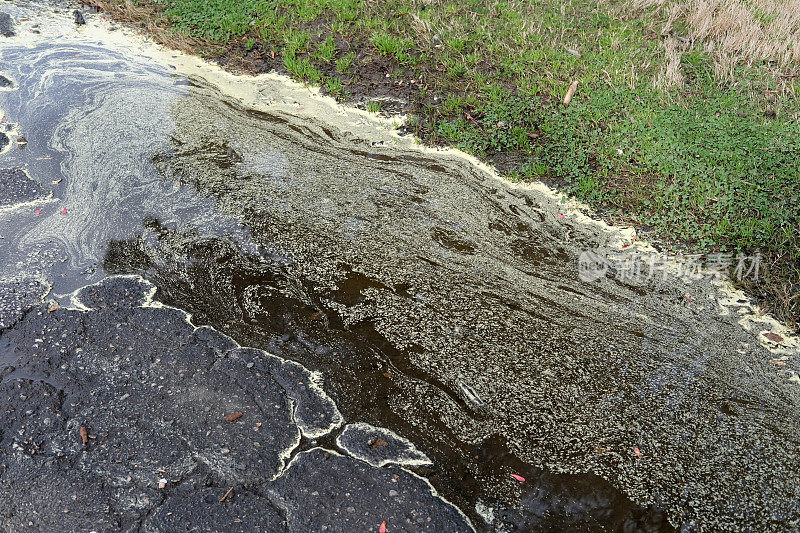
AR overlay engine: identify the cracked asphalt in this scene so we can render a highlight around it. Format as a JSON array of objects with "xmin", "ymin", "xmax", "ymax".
[
  {"xmin": 0, "ymin": 2, "xmax": 799, "ymax": 531},
  {"xmin": 0, "ymin": 276, "xmax": 469, "ymax": 531}
]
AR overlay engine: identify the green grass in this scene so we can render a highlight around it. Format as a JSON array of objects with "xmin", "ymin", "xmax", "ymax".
[
  {"xmin": 335, "ymin": 51, "xmax": 354, "ymax": 74},
  {"xmin": 369, "ymin": 31, "xmax": 415, "ymax": 64},
  {"xmin": 313, "ymin": 35, "xmax": 336, "ymax": 62},
  {"xmin": 324, "ymin": 76, "xmax": 344, "ymax": 97},
  {"xmin": 149, "ymin": 0, "xmax": 800, "ymax": 326}
]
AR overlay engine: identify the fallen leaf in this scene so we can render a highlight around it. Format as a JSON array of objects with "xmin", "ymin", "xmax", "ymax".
[
  {"xmin": 633, "ymin": 446, "xmax": 642, "ymax": 458},
  {"xmin": 770, "ymin": 359, "xmax": 787, "ymax": 366},
  {"xmin": 35, "ymin": 209, "xmax": 41, "ymax": 216},
  {"xmin": 369, "ymin": 438, "xmax": 389, "ymax": 449},
  {"xmin": 61, "ymin": 208, "xmax": 67, "ymax": 215},
  {"xmin": 763, "ymin": 332, "xmax": 784, "ymax": 343},
  {"xmin": 225, "ymin": 412, "xmax": 243, "ymax": 422},
  {"xmin": 79, "ymin": 426, "xmax": 88, "ymax": 445},
  {"xmin": 48, "ymin": 305, "xmax": 59, "ymax": 312},
  {"xmin": 379, "ymin": 521, "xmax": 387, "ymax": 533},
  {"xmin": 510, "ymin": 473, "xmax": 525, "ymax": 482},
  {"xmin": 158, "ymin": 478, "xmax": 167, "ymax": 489},
  {"xmin": 556, "ymin": 213, "xmax": 566, "ymax": 218},
  {"xmin": 563, "ymin": 80, "xmax": 578, "ymax": 106}
]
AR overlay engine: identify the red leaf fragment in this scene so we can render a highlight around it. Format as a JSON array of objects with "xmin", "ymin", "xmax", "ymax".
[
  {"xmin": 510, "ymin": 473, "xmax": 525, "ymax": 482},
  {"xmin": 379, "ymin": 521, "xmax": 387, "ymax": 533},
  {"xmin": 763, "ymin": 332, "xmax": 784, "ymax": 343},
  {"xmin": 35, "ymin": 209, "xmax": 41, "ymax": 216},
  {"xmin": 61, "ymin": 208, "xmax": 67, "ymax": 214},
  {"xmin": 633, "ymin": 446, "xmax": 642, "ymax": 458},
  {"xmin": 368, "ymin": 438, "xmax": 388, "ymax": 449},
  {"xmin": 225, "ymin": 412, "xmax": 243, "ymax": 422}
]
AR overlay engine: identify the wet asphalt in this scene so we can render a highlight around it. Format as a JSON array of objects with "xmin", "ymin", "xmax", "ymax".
[{"xmin": 0, "ymin": 2, "xmax": 799, "ymax": 531}]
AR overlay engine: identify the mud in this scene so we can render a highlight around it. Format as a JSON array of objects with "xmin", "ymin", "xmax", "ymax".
[{"xmin": 0, "ymin": 2, "xmax": 798, "ymax": 531}]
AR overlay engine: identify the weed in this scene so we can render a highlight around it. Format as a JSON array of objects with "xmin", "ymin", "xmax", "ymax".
[
  {"xmin": 283, "ymin": 50, "xmax": 322, "ymax": 83},
  {"xmin": 336, "ymin": 51, "xmax": 355, "ymax": 74},
  {"xmin": 283, "ymin": 28, "xmax": 310, "ymax": 55},
  {"xmin": 314, "ymin": 35, "xmax": 336, "ymax": 63},
  {"xmin": 370, "ymin": 31, "xmax": 414, "ymax": 64},
  {"xmin": 325, "ymin": 76, "xmax": 344, "ymax": 96}
]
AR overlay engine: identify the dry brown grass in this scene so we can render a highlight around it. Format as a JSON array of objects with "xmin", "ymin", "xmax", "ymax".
[
  {"xmin": 80, "ymin": 0, "xmax": 206, "ymax": 54},
  {"xmin": 631, "ymin": 0, "xmax": 800, "ymax": 88}
]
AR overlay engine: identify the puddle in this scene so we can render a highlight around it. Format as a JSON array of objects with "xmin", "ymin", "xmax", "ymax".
[{"xmin": 0, "ymin": 2, "xmax": 799, "ymax": 531}]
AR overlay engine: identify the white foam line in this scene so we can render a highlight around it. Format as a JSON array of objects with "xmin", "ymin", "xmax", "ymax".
[
  {"xmin": 276, "ymin": 446, "xmax": 474, "ymax": 531},
  {"xmin": 0, "ymin": 193, "xmax": 57, "ymax": 214},
  {"xmin": 52, "ymin": 274, "xmax": 472, "ymax": 521},
  {"xmin": 58, "ymin": 274, "xmax": 317, "ymax": 480},
  {"xmin": 0, "ymin": 168, "xmax": 58, "ymax": 215},
  {"xmin": 8, "ymin": 2, "xmax": 791, "ymax": 351},
  {"xmin": 269, "ymin": 445, "xmax": 344, "ymax": 483},
  {"xmin": 297, "ymin": 368, "xmax": 344, "ymax": 439},
  {"xmin": 473, "ymin": 499, "xmax": 496, "ymax": 527},
  {"xmin": 268, "ymin": 404, "xmax": 303, "ymax": 482},
  {"xmin": 59, "ymin": 274, "xmax": 345, "ymax": 437},
  {"xmin": 401, "ymin": 465, "xmax": 476, "ymax": 532},
  {"xmin": 335, "ymin": 422, "xmax": 432, "ymax": 468},
  {"xmin": 69, "ymin": 11, "xmax": 795, "ymax": 350}
]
